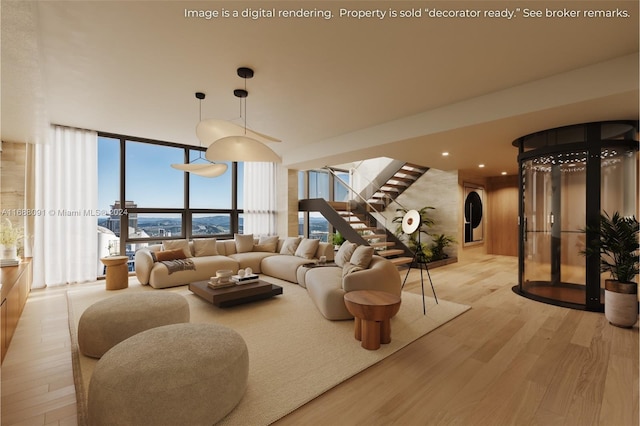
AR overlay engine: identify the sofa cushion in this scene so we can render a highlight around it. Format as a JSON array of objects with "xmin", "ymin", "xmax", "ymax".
[
  {"xmin": 280, "ymin": 237, "xmax": 301, "ymax": 255},
  {"xmin": 193, "ymin": 238, "xmax": 218, "ymax": 257},
  {"xmin": 163, "ymin": 240, "xmax": 192, "ymax": 258},
  {"xmin": 295, "ymin": 238, "xmax": 320, "ymax": 259},
  {"xmin": 261, "ymin": 254, "xmax": 314, "ymax": 283},
  {"xmin": 228, "ymin": 251, "xmax": 277, "ymax": 273},
  {"xmin": 152, "ymin": 248, "xmax": 187, "ymax": 262},
  {"xmin": 350, "ymin": 245, "xmax": 374, "ymax": 269},
  {"xmin": 254, "ymin": 235, "xmax": 278, "ymax": 253},
  {"xmin": 235, "ymin": 234, "xmax": 254, "ymax": 253},
  {"xmin": 334, "ymin": 242, "xmax": 357, "ymax": 267},
  {"xmin": 218, "ymin": 240, "xmax": 237, "ymax": 256}
]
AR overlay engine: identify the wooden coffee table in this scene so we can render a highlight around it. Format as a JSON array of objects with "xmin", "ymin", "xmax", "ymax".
[
  {"xmin": 189, "ymin": 280, "xmax": 282, "ymax": 307},
  {"xmin": 344, "ymin": 290, "xmax": 402, "ymax": 350}
]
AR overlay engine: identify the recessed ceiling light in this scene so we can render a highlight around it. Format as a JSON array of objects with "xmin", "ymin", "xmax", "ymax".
[
  {"xmin": 501, "ymin": 171, "xmax": 507, "ymax": 175},
  {"xmin": 479, "ymin": 164, "xmax": 485, "ymax": 168},
  {"xmin": 442, "ymin": 152, "xmax": 449, "ymax": 156}
]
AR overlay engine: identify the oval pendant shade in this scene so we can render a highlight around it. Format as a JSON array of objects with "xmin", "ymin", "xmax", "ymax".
[
  {"xmin": 197, "ymin": 119, "xmax": 281, "ymax": 146},
  {"xmin": 205, "ymin": 136, "xmax": 281, "ymax": 163},
  {"xmin": 170, "ymin": 162, "xmax": 228, "ymax": 177}
]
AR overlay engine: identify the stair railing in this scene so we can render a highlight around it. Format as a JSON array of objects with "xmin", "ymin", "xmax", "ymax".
[
  {"xmin": 350, "ymin": 159, "xmax": 408, "ymax": 205},
  {"xmin": 326, "ymin": 168, "xmax": 390, "ymax": 231},
  {"xmin": 341, "ymin": 165, "xmax": 410, "ymax": 214},
  {"xmin": 330, "ymin": 166, "xmax": 415, "ymax": 257}
]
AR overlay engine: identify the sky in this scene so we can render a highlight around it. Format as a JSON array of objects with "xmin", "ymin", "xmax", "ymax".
[{"xmin": 97, "ymin": 136, "xmax": 242, "ymax": 215}]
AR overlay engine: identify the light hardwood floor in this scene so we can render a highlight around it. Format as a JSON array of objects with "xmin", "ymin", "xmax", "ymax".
[{"xmin": 1, "ymin": 255, "xmax": 638, "ymax": 426}]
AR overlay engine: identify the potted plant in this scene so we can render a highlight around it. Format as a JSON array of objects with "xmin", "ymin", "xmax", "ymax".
[
  {"xmin": 393, "ymin": 206, "xmax": 436, "ymax": 263},
  {"xmin": 427, "ymin": 234, "xmax": 456, "ymax": 262},
  {"xmin": 0, "ymin": 218, "xmax": 24, "ymax": 260},
  {"xmin": 329, "ymin": 231, "xmax": 345, "ymax": 250},
  {"xmin": 582, "ymin": 211, "xmax": 639, "ymax": 328}
]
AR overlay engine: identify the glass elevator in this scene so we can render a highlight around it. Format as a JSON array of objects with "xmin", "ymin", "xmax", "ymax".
[{"xmin": 512, "ymin": 121, "xmax": 638, "ymax": 311}]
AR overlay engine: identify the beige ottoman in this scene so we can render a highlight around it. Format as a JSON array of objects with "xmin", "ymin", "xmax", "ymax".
[
  {"xmin": 88, "ymin": 323, "xmax": 249, "ymax": 426},
  {"xmin": 78, "ymin": 292, "xmax": 189, "ymax": 358}
]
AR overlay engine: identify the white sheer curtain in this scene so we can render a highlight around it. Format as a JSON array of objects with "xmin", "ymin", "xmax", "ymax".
[
  {"xmin": 32, "ymin": 125, "xmax": 98, "ymax": 288},
  {"xmin": 243, "ymin": 162, "xmax": 277, "ymax": 235}
]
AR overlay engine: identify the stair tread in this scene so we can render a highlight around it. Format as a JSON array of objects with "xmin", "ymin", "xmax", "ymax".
[
  {"xmin": 361, "ymin": 234, "xmax": 386, "ymax": 240},
  {"xmin": 377, "ymin": 249, "xmax": 405, "ymax": 257},
  {"xmin": 370, "ymin": 242, "xmax": 394, "ymax": 248},
  {"xmin": 396, "ymin": 169, "xmax": 423, "ymax": 177},
  {"xmin": 389, "ymin": 257, "xmax": 414, "ymax": 266},
  {"xmin": 389, "ymin": 176, "xmax": 417, "ymax": 183},
  {"xmin": 402, "ymin": 165, "xmax": 428, "ymax": 173}
]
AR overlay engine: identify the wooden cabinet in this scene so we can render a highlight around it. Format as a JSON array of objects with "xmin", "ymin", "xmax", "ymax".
[{"xmin": 1, "ymin": 259, "xmax": 32, "ymax": 363}]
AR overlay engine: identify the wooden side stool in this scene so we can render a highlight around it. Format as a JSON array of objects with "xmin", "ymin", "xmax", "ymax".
[
  {"xmin": 344, "ymin": 290, "xmax": 401, "ymax": 350},
  {"xmin": 100, "ymin": 256, "xmax": 129, "ymax": 290}
]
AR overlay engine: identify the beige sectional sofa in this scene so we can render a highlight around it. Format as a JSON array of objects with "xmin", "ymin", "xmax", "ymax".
[{"xmin": 134, "ymin": 236, "xmax": 401, "ymax": 320}]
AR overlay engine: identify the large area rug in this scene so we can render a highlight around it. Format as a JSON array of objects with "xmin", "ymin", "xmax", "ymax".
[{"xmin": 67, "ymin": 276, "xmax": 470, "ymax": 425}]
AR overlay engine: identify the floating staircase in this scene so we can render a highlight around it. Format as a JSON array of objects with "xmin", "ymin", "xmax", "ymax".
[
  {"xmin": 366, "ymin": 163, "xmax": 429, "ymax": 210},
  {"xmin": 299, "ymin": 162, "xmax": 430, "ymax": 269}
]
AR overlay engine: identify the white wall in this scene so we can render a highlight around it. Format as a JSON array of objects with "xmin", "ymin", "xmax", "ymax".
[{"xmin": 350, "ymin": 157, "xmax": 394, "ymax": 193}]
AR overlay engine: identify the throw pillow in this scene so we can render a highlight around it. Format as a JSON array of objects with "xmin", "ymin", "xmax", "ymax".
[
  {"xmin": 235, "ymin": 233, "xmax": 254, "ymax": 253},
  {"xmin": 162, "ymin": 239, "xmax": 191, "ymax": 258},
  {"xmin": 295, "ymin": 238, "xmax": 320, "ymax": 259},
  {"xmin": 334, "ymin": 241, "xmax": 357, "ymax": 268},
  {"xmin": 193, "ymin": 238, "xmax": 218, "ymax": 257},
  {"xmin": 342, "ymin": 262, "xmax": 363, "ymax": 277},
  {"xmin": 349, "ymin": 246, "xmax": 373, "ymax": 269},
  {"xmin": 152, "ymin": 248, "xmax": 187, "ymax": 262},
  {"xmin": 254, "ymin": 235, "xmax": 279, "ymax": 253},
  {"xmin": 350, "ymin": 245, "xmax": 374, "ymax": 269},
  {"xmin": 280, "ymin": 237, "xmax": 301, "ymax": 255}
]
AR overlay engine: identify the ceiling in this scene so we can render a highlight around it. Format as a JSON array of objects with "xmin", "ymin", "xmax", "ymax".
[{"xmin": 2, "ymin": 1, "xmax": 638, "ymax": 177}]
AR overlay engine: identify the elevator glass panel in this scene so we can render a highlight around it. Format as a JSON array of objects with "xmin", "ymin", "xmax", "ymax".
[
  {"xmin": 522, "ymin": 152, "xmax": 587, "ymax": 305},
  {"xmin": 599, "ymin": 147, "xmax": 639, "ymax": 302}
]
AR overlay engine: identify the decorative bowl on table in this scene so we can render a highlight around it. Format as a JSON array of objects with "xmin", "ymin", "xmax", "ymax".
[{"xmin": 216, "ymin": 269, "xmax": 234, "ymax": 284}]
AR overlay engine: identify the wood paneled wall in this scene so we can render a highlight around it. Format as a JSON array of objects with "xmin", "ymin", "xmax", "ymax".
[
  {"xmin": 486, "ymin": 175, "xmax": 519, "ymax": 256},
  {"xmin": 0, "ymin": 142, "xmax": 27, "ymax": 227}
]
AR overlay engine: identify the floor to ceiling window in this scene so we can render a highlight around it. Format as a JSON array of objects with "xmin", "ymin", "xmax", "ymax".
[
  {"xmin": 97, "ymin": 133, "xmax": 243, "ymax": 274},
  {"xmin": 298, "ymin": 168, "xmax": 351, "ymax": 242}
]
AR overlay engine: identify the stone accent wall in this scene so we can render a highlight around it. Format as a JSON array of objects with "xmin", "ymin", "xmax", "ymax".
[{"xmin": 385, "ymin": 168, "xmax": 459, "ymax": 259}]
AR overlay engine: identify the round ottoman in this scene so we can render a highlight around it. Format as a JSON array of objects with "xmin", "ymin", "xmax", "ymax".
[
  {"xmin": 78, "ymin": 292, "xmax": 189, "ymax": 358},
  {"xmin": 88, "ymin": 323, "xmax": 249, "ymax": 426}
]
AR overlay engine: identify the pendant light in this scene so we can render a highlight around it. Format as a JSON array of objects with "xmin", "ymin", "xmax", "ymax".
[
  {"xmin": 171, "ymin": 92, "xmax": 228, "ymax": 177},
  {"xmin": 203, "ymin": 67, "xmax": 281, "ymax": 163}
]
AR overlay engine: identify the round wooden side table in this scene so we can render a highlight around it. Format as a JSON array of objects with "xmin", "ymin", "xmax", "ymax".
[
  {"xmin": 100, "ymin": 256, "xmax": 130, "ymax": 290},
  {"xmin": 343, "ymin": 290, "xmax": 401, "ymax": 350}
]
